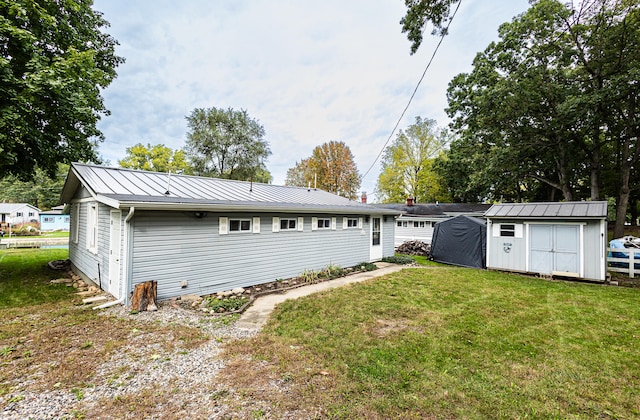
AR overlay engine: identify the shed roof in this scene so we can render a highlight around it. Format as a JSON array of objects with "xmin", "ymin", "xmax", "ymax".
[
  {"xmin": 61, "ymin": 163, "xmax": 400, "ymax": 215},
  {"xmin": 484, "ymin": 201, "xmax": 608, "ymax": 219}
]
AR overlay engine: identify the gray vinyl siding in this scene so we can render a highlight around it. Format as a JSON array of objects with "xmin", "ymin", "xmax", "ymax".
[
  {"xmin": 486, "ymin": 218, "xmax": 606, "ymax": 281},
  {"xmin": 131, "ymin": 211, "xmax": 379, "ymax": 300},
  {"xmin": 68, "ymin": 201, "xmax": 112, "ymax": 290},
  {"xmin": 486, "ymin": 220, "xmax": 526, "ymax": 272}
]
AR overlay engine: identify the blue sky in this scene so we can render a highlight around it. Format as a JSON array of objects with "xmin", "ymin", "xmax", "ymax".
[{"xmin": 93, "ymin": 0, "xmax": 530, "ymax": 201}]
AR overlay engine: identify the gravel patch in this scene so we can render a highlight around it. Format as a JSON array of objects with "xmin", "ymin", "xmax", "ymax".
[{"xmin": 1, "ymin": 302, "xmax": 256, "ymax": 419}]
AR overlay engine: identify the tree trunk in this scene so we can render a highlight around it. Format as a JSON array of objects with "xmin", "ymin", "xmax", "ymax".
[
  {"xmin": 131, "ymin": 281, "xmax": 158, "ymax": 312},
  {"xmin": 614, "ymin": 165, "xmax": 631, "ymax": 239}
]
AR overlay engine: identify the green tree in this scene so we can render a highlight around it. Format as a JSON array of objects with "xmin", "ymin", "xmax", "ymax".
[
  {"xmin": 0, "ymin": 0, "xmax": 124, "ymax": 180},
  {"xmin": 184, "ymin": 107, "xmax": 272, "ymax": 183},
  {"xmin": 0, "ymin": 163, "xmax": 68, "ymax": 210},
  {"xmin": 400, "ymin": 0, "xmax": 461, "ymax": 54},
  {"xmin": 118, "ymin": 143, "xmax": 192, "ymax": 174},
  {"xmin": 376, "ymin": 117, "xmax": 450, "ymax": 203},
  {"xmin": 285, "ymin": 141, "xmax": 361, "ymax": 200}
]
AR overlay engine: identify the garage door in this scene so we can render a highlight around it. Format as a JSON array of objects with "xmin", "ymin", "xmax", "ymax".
[{"xmin": 529, "ymin": 224, "xmax": 579, "ymax": 276}]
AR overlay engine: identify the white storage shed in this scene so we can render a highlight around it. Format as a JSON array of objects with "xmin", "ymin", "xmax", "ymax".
[{"xmin": 484, "ymin": 201, "xmax": 608, "ymax": 281}]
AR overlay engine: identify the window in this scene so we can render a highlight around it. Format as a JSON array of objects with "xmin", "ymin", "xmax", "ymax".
[
  {"xmin": 397, "ymin": 221, "xmax": 402, "ymax": 227},
  {"xmin": 346, "ymin": 218, "xmax": 358, "ymax": 228},
  {"xmin": 16, "ymin": 212, "xmax": 23, "ymax": 217},
  {"xmin": 318, "ymin": 218, "xmax": 331, "ymax": 229},
  {"xmin": 431, "ymin": 222, "xmax": 437, "ymax": 227},
  {"xmin": 28, "ymin": 212, "xmax": 34, "ymax": 217},
  {"xmin": 230, "ymin": 219, "xmax": 251, "ymax": 232},
  {"xmin": 44, "ymin": 217, "xmax": 54, "ymax": 222},
  {"xmin": 500, "ymin": 224, "xmax": 515, "ymax": 237},
  {"xmin": 86, "ymin": 203, "xmax": 98, "ymax": 253},
  {"xmin": 413, "ymin": 221, "xmax": 419, "ymax": 228},
  {"xmin": 280, "ymin": 218, "xmax": 297, "ymax": 230},
  {"xmin": 419, "ymin": 221, "xmax": 425, "ymax": 228},
  {"xmin": 372, "ymin": 217, "xmax": 381, "ymax": 245}
]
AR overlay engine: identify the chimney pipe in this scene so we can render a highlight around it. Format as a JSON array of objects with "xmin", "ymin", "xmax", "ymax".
[{"xmin": 361, "ymin": 192, "xmax": 367, "ymax": 204}]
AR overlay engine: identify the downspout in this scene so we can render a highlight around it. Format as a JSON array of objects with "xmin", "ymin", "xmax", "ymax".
[{"xmin": 94, "ymin": 206, "xmax": 135, "ymax": 310}]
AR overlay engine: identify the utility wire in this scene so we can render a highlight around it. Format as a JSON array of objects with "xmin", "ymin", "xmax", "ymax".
[{"xmin": 361, "ymin": 0, "xmax": 463, "ymax": 181}]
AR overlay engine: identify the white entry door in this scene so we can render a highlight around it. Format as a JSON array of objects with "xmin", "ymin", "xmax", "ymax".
[
  {"xmin": 370, "ymin": 217, "xmax": 383, "ymax": 261},
  {"xmin": 109, "ymin": 210, "xmax": 122, "ymax": 298},
  {"xmin": 529, "ymin": 224, "xmax": 579, "ymax": 276}
]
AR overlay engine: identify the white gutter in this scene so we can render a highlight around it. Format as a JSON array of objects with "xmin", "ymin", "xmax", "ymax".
[{"xmin": 94, "ymin": 206, "xmax": 135, "ymax": 310}]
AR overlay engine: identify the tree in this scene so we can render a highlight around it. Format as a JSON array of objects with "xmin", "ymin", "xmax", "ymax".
[
  {"xmin": 285, "ymin": 141, "xmax": 361, "ymax": 200},
  {"xmin": 0, "ymin": 0, "xmax": 124, "ymax": 180},
  {"xmin": 0, "ymin": 163, "xmax": 68, "ymax": 210},
  {"xmin": 118, "ymin": 143, "xmax": 192, "ymax": 174},
  {"xmin": 443, "ymin": 0, "xmax": 640, "ymax": 238},
  {"xmin": 376, "ymin": 117, "xmax": 450, "ymax": 203},
  {"xmin": 184, "ymin": 107, "xmax": 272, "ymax": 183},
  {"xmin": 400, "ymin": 0, "xmax": 461, "ymax": 54}
]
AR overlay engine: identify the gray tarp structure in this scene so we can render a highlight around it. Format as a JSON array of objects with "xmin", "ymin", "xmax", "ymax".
[{"xmin": 429, "ymin": 215, "xmax": 487, "ymax": 269}]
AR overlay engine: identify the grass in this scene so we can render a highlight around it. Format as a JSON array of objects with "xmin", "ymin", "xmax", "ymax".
[
  {"xmin": 0, "ymin": 248, "xmax": 72, "ymax": 308},
  {"xmin": 40, "ymin": 231, "xmax": 70, "ymax": 238},
  {"xmin": 221, "ymin": 267, "xmax": 640, "ymax": 418}
]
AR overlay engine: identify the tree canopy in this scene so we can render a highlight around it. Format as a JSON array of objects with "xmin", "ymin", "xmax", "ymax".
[
  {"xmin": 442, "ymin": 0, "xmax": 640, "ymax": 236},
  {"xmin": 118, "ymin": 143, "xmax": 191, "ymax": 174},
  {"xmin": 400, "ymin": 0, "xmax": 460, "ymax": 54},
  {"xmin": 0, "ymin": 163, "xmax": 68, "ymax": 210},
  {"xmin": 285, "ymin": 141, "xmax": 361, "ymax": 200},
  {"xmin": 184, "ymin": 107, "xmax": 272, "ymax": 183},
  {"xmin": 376, "ymin": 117, "xmax": 450, "ymax": 203},
  {"xmin": 0, "ymin": 0, "xmax": 124, "ymax": 180}
]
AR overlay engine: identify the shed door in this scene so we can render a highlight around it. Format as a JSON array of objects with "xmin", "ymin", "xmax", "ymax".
[
  {"xmin": 529, "ymin": 224, "xmax": 579, "ymax": 276},
  {"xmin": 109, "ymin": 210, "xmax": 122, "ymax": 298}
]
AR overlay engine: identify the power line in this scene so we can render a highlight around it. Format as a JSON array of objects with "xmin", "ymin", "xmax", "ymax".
[{"xmin": 361, "ymin": 0, "xmax": 463, "ymax": 181}]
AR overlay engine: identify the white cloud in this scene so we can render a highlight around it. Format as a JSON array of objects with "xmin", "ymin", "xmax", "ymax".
[{"xmin": 94, "ymin": 0, "xmax": 530, "ymax": 199}]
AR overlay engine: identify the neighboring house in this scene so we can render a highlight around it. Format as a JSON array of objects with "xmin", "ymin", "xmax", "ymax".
[
  {"xmin": 375, "ymin": 200, "xmax": 491, "ymax": 246},
  {"xmin": 484, "ymin": 201, "xmax": 608, "ymax": 281},
  {"xmin": 39, "ymin": 205, "xmax": 70, "ymax": 231},
  {"xmin": 60, "ymin": 163, "xmax": 400, "ymax": 303},
  {"xmin": 0, "ymin": 203, "xmax": 41, "ymax": 225}
]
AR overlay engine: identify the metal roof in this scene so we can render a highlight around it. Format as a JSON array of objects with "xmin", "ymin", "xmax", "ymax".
[
  {"xmin": 375, "ymin": 202, "xmax": 491, "ymax": 216},
  {"xmin": 61, "ymin": 163, "xmax": 400, "ymax": 215},
  {"xmin": 484, "ymin": 201, "xmax": 608, "ymax": 219},
  {"xmin": 0, "ymin": 203, "xmax": 40, "ymax": 213}
]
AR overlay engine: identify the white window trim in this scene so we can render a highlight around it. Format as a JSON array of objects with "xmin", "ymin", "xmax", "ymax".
[
  {"xmin": 72, "ymin": 204, "xmax": 80, "ymax": 243},
  {"xmin": 86, "ymin": 202, "xmax": 98, "ymax": 254},
  {"xmin": 279, "ymin": 218, "xmax": 298, "ymax": 231},
  {"xmin": 345, "ymin": 217, "xmax": 359, "ymax": 229}
]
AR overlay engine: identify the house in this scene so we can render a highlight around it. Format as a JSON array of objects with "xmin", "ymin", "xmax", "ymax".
[
  {"xmin": 0, "ymin": 203, "xmax": 41, "ymax": 226},
  {"xmin": 430, "ymin": 215, "xmax": 487, "ymax": 269},
  {"xmin": 60, "ymin": 163, "xmax": 400, "ymax": 304},
  {"xmin": 484, "ymin": 201, "xmax": 608, "ymax": 281},
  {"xmin": 375, "ymin": 200, "xmax": 491, "ymax": 246},
  {"xmin": 39, "ymin": 205, "xmax": 70, "ymax": 231}
]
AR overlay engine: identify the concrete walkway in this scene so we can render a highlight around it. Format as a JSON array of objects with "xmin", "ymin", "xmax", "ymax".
[{"xmin": 236, "ymin": 262, "xmax": 409, "ymax": 331}]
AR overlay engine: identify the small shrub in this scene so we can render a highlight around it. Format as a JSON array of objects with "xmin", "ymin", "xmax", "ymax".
[
  {"xmin": 322, "ymin": 264, "xmax": 344, "ymax": 279},
  {"xmin": 300, "ymin": 269, "xmax": 320, "ymax": 283},
  {"xmin": 355, "ymin": 262, "xmax": 377, "ymax": 271},
  {"xmin": 381, "ymin": 255, "xmax": 415, "ymax": 265},
  {"xmin": 205, "ymin": 296, "xmax": 248, "ymax": 313}
]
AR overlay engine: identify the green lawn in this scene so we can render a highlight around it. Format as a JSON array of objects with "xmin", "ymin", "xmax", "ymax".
[
  {"xmin": 0, "ymin": 248, "xmax": 71, "ymax": 308},
  {"xmin": 223, "ymin": 267, "xmax": 640, "ymax": 418},
  {"xmin": 40, "ymin": 231, "xmax": 70, "ymax": 238}
]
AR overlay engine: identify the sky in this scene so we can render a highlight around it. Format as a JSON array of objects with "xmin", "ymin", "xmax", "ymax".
[{"xmin": 92, "ymin": 0, "xmax": 530, "ymax": 201}]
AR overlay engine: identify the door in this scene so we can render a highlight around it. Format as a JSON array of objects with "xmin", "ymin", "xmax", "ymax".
[
  {"xmin": 370, "ymin": 217, "xmax": 383, "ymax": 260},
  {"xmin": 529, "ymin": 224, "xmax": 579, "ymax": 276},
  {"xmin": 109, "ymin": 210, "xmax": 122, "ymax": 298}
]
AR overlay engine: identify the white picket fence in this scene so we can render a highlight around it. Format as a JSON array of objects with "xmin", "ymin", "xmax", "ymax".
[{"xmin": 608, "ymin": 247, "xmax": 640, "ymax": 278}]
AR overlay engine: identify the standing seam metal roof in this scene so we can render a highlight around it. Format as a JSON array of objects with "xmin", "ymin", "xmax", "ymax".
[
  {"xmin": 61, "ymin": 163, "xmax": 399, "ymax": 214},
  {"xmin": 484, "ymin": 201, "xmax": 608, "ymax": 218}
]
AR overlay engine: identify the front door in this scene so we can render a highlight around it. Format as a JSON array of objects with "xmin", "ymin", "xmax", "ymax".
[
  {"xmin": 529, "ymin": 224, "xmax": 579, "ymax": 276},
  {"xmin": 370, "ymin": 217, "xmax": 383, "ymax": 261},
  {"xmin": 109, "ymin": 210, "xmax": 122, "ymax": 298}
]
